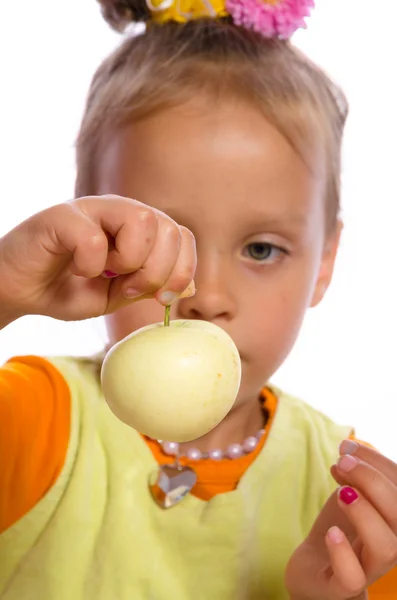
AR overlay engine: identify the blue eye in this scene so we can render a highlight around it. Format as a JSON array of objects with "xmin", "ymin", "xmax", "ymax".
[{"xmin": 244, "ymin": 242, "xmax": 282, "ymax": 262}]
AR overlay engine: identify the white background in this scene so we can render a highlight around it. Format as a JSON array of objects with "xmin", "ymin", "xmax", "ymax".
[{"xmin": 0, "ymin": 1, "xmax": 396, "ymax": 457}]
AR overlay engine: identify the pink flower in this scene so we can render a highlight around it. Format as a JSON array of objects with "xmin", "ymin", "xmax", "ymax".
[{"xmin": 225, "ymin": 0, "xmax": 315, "ymax": 39}]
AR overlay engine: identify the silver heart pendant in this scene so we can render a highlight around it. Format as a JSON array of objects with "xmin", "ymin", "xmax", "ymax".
[{"xmin": 149, "ymin": 463, "xmax": 197, "ymax": 509}]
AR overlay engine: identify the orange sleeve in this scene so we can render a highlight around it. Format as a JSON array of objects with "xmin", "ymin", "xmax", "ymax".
[
  {"xmin": 348, "ymin": 434, "xmax": 397, "ymax": 597},
  {"xmin": 368, "ymin": 569, "xmax": 397, "ymax": 598},
  {"xmin": 0, "ymin": 356, "xmax": 71, "ymax": 533}
]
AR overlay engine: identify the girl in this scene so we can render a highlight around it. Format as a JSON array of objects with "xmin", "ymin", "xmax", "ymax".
[{"xmin": 1, "ymin": 1, "xmax": 397, "ymax": 598}]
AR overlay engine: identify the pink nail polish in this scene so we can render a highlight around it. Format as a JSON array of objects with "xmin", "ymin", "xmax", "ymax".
[
  {"xmin": 124, "ymin": 288, "xmax": 143, "ymax": 299},
  {"xmin": 337, "ymin": 454, "xmax": 359, "ymax": 473},
  {"xmin": 339, "ymin": 439, "xmax": 358, "ymax": 455},
  {"xmin": 102, "ymin": 270, "xmax": 119, "ymax": 278},
  {"xmin": 339, "ymin": 486, "xmax": 359, "ymax": 505}
]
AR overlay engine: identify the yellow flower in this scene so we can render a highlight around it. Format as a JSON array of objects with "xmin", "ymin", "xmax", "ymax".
[{"xmin": 149, "ymin": 0, "xmax": 228, "ymax": 24}]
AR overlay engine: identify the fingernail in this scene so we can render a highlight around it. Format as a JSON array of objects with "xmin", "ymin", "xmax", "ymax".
[
  {"xmin": 327, "ymin": 526, "xmax": 344, "ymax": 544},
  {"xmin": 102, "ymin": 270, "xmax": 119, "ymax": 278},
  {"xmin": 180, "ymin": 280, "xmax": 196, "ymax": 299},
  {"xmin": 124, "ymin": 288, "xmax": 144, "ymax": 299},
  {"xmin": 337, "ymin": 454, "xmax": 359, "ymax": 473},
  {"xmin": 158, "ymin": 291, "xmax": 178, "ymax": 305},
  {"xmin": 339, "ymin": 486, "xmax": 359, "ymax": 505},
  {"xmin": 339, "ymin": 439, "xmax": 358, "ymax": 456}
]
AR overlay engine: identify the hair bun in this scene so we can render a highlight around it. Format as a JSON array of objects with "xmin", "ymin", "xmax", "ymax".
[{"xmin": 97, "ymin": 0, "xmax": 150, "ymax": 31}]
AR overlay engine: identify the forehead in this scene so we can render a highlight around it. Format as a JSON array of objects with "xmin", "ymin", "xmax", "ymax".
[{"xmin": 96, "ymin": 96, "xmax": 325, "ymax": 230}]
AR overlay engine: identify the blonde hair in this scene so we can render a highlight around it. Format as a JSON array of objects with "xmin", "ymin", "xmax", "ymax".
[{"xmin": 75, "ymin": 10, "xmax": 348, "ymax": 229}]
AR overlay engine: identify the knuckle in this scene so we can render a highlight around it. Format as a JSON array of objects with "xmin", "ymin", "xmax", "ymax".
[
  {"xmin": 104, "ymin": 194, "xmax": 125, "ymax": 201},
  {"xmin": 91, "ymin": 193, "xmax": 125, "ymax": 203},
  {"xmin": 180, "ymin": 225, "xmax": 195, "ymax": 244},
  {"xmin": 164, "ymin": 221, "xmax": 182, "ymax": 245},
  {"xmin": 84, "ymin": 231, "xmax": 107, "ymax": 252},
  {"xmin": 70, "ymin": 196, "xmax": 95, "ymax": 212},
  {"xmin": 137, "ymin": 207, "xmax": 157, "ymax": 228}
]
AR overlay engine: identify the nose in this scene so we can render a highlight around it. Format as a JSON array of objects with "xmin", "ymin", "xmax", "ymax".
[{"xmin": 176, "ymin": 255, "xmax": 237, "ymax": 323}]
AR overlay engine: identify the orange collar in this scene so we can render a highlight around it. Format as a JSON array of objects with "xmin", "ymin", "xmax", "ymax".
[{"xmin": 142, "ymin": 388, "xmax": 278, "ymax": 501}]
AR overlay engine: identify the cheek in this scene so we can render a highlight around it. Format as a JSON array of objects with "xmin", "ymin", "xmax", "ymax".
[
  {"xmin": 249, "ymin": 292, "xmax": 304, "ymax": 346},
  {"xmin": 244, "ymin": 267, "xmax": 316, "ymax": 362},
  {"xmin": 105, "ymin": 300, "xmax": 165, "ymax": 345}
]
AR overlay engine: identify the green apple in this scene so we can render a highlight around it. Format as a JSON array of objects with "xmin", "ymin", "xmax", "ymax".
[{"xmin": 101, "ymin": 319, "xmax": 241, "ymax": 442}]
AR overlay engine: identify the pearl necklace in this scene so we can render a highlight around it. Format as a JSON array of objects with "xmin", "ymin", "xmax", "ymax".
[
  {"xmin": 149, "ymin": 400, "xmax": 270, "ymax": 508},
  {"xmin": 158, "ymin": 427, "xmax": 266, "ymax": 461},
  {"xmin": 149, "ymin": 427, "xmax": 266, "ymax": 509}
]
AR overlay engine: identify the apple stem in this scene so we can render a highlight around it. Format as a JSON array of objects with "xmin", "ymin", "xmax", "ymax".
[{"xmin": 164, "ymin": 305, "xmax": 171, "ymax": 327}]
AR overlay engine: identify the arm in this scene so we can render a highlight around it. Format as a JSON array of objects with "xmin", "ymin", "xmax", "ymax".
[{"xmin": 0, "ymin": 356, "xmax": 71, "ymax": 532}]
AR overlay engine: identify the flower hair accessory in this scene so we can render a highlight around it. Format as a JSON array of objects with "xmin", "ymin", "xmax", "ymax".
[
  {"xmin": 147, "ymin": 0, "xmax": 314, "ymax": 38},
  {"xmin": 226, "ymin": 0, "xmax": 314, "ymax": 38}
]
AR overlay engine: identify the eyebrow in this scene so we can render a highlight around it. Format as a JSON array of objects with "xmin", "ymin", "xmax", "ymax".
[
  {"xmin": 161, "ymin": 207, "xmax": 309, "ymax": 232},
  {"xmin": 244, "ymin": 213, "xmax": 309, "ymax": 230}
]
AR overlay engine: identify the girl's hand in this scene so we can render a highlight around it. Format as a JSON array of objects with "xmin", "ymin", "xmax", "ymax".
[
  {"xmin": 285, "ymin": 441, "xmax": 397, "ymax": 600},
  {"xmin": 0, "ymin": 195, "xmax": 196, "ymax": 325}
]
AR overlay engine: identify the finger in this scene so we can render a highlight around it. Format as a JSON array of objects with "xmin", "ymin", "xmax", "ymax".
[
  {"xmin": 337, "ymin": 485, "xmax": 397, "ymax": 573},
  {"xmin": 155, "ymin": 226, "xmax": 197, "ymax": 306},
  {"xmin": 335, "ymin": 454, "xmax": 397, "ymax": 533},
  {"xmin": 339, "ymin": 439, "xmax": 397, "ymax": 486},
  {"xmin": 120, "ymin": 215, "xmax": 182, "ymax": 298},
  {"xmin": 325, "ymin": 526, "xmax": 366, "ymax": 598},
  {"xmin": 105, "ymin": 246, "xmax": 194, "ymax": 312},
  {"xmin": 44, "ymin": 204, "xmax": 109, "ymax": 278},
  {"xmin": 74, "ymin": 195, "xmax": 159, "ymax": 274}
]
